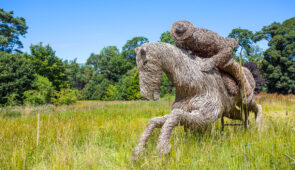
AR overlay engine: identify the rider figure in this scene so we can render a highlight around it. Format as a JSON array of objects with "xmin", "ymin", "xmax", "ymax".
[{"xmin": 170, "ymin": 20, "xmax": 252, "ymax": 99}]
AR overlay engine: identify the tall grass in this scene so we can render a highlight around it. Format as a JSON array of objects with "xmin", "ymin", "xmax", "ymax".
[{"xmin": 0, "ymin": 94, "xmax": 294, "ymax": 169}]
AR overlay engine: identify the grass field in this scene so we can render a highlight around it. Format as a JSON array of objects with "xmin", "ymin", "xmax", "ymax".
[{"xmin": 0, "ymin": 94, "xmax": 295, "ymax": 169}]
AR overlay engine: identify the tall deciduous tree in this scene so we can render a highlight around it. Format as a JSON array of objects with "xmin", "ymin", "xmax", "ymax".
[
  {"xmin": 255, "ymin": 17, "xmax": 295, "ymax": 94},
  {"xmin": 86, "ymin": 53, "xmax": 100, "ymax": 71},
  {"xmin": 0, "ymin": 52, "xmax": 35, "ymax": 105},
  {"xmin": 122, "ymin": 36, "xmax": 149, "ymax": 65},
  {"xmin": 30, "ymin": 43, "xmax": 68, "ymax": 90},
  {"xmin": 228, "ymin": 28, "xmax": 264, "ymax": 63},
  {"xmin": 229, "ymin": 28, "xmax": 254, "ymax": 57},
  {"xmin": 0, "ymin": 9, "xmax": 28, "ymax": 53},
  {"xmin": 88, "ymin": 46, "xmax": 133, "ymax": 82},
  {"xmin": 64, "ymin": 59, "xmax": 94, "ymax": 90}
]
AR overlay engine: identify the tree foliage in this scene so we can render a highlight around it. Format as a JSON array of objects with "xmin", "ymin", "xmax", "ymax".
[
  {"xmin": 228, "ymin": 28, "xmax": 263, "ymax": 63},
  {"xmin": 0, "ymin": 52, "xmax": 35, "ymax": 105},
  {"xmin": 159, "ymin": 31, "xmax": 175, "ymax": 45},
  {"xmin": 23, "ymin": 75, "xmax": 55, "ymax": 105},
  {"xmin": 103, "ymin": 85, "xmax": 120, "ymax": 101},
  {"xmin": 93, "ymin": 79, "xmax": 112, "ymax": 100},
  {"xmin": 87, "ymin": 46, "xmax": 133, "ymax": 82},
  {"xmin": 82, "ymin": 72, "xmax": 105, "ymax": 100},
  {"xmin": 52, "ymin": 88, "xmax": 79, "ymax": 105},
  {"xmin": 64, "ymin": 59, "xmax": 93, "ymax": 90},
  {"xmin": 0, "ymin": 9, "xmax": 28, "ymax": 53},
  {"xmin": 30, "ymin": 43, "xmax": 68, "ymax": 90},
  {"xmin": 256, "ymin": 17, "xmax": 295, "ymax": 94},
  {"xmin": 4, "ymin": 8, "xmax": 294, "ymax": 104},
  {"xmin": 115, "ymin": 68, "xmax": 139, "ymax": 100},
  {"xmin": 122, "ymin": 36, "xmax": 149, "ymax": 65}
]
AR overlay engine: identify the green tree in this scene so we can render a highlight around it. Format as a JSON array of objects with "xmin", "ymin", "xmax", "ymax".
[
  {"xmin": 116, "ymin": 68, "xmax": 140, "ymax": 100},
  {"xmin": 86, "ymin": 53, "xmax": 100, "ymax": 71},
  {"xmin": 122, "ymin": 36, "xmax": 149, "ymax": 65},
  {"xmin": 160, "ymin": 73, "xmax": 172, "ymax": 97},
  {"xmin": 248, "ymin": 45, "xmax": 264, "ymax": 63},
  {"xmin": 64, "ymin": 59, "xmax": 94, "ymax": 90},
  {"xmin": 159, "ymin": 31, "xmax": 175, "ymax": 45},
  {"xmin": 255, "ymin": 17, "xmax": 295, "ymax": 94},
  {"xmin": 30, "ymin": 42, "xmax": 68, "ymax": 90},
  {"xmin": 228, "ymin": 28, "xmax": 264, "ymax": 63},
  {"xmin": 88, "ymin": 46, "xmax": 132, "ymax": 82},
  {"xmin": 82, "ymin": 72, "xmax": 105, "ymax": 100},
  {"xmin": 52, "ymin": 88, "xmax": 79, "ymax": 105},
  {"xmin": 126, "ymin": 70, "xmax": 141, "ymax": 100},
  {"xmin": 0, "ymin": 9, "xmax": 28, "ymax": 53},
  {"xmin": 229, "ymin": 28, "xmax": 254, "ymax": 57},
  {"xmin": 93, "ymin": 79, "xmax": 112, "ymax": 100},
  {"xmin": 0, "ymin": 52, "xmax": 35, "ymax": 105},
  {"xmin": 103, "ymin": 85, "xmax": 119, "ymax": 101},
  {"xmin": 23, "ymin": 75, "xmax": 55, "ymax": 105}
]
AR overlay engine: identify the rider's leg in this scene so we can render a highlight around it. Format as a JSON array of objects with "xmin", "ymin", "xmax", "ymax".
[{"xmin": 214, "ymin": 47, "xmax": 252, "ymax": 98}]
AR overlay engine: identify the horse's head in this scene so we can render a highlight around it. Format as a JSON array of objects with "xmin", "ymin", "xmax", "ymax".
[{"xmin": 136, "ymin": 43, "xmax": 162, "ymax": 101}]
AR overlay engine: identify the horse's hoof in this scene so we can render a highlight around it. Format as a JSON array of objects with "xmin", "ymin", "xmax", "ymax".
[
  {"xmin": 157, "ymin": 142, "xmax": 171, "ymax": 154},
  {"xmin": 132, "ymin": 146, "xmax": 143, "ymax": 161},
  {"xmin": 132, "ymin": 155, "xmax": 139, "ymax": 162}
]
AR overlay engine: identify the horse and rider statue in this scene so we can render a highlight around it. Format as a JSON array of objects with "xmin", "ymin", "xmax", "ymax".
[{"xmin": 132, "ymin": 20, "xmax": 262, "ymax": 160}]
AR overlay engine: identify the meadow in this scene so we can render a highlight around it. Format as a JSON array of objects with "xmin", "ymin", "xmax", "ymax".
[{"xmin": 0, "ymin": 93, "xmax": 295, "ymax": 169}]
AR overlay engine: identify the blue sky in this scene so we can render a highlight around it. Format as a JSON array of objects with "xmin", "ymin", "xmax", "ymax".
[{"xmin": 1, "ymin": 0, "xmax": 295, "ymax": 63}]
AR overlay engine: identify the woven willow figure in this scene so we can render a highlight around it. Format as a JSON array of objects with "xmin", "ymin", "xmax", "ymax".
[
  {"xmin": 170, "ymin": 20, "xmax": 253, "ymax": 100},
  {"xmin": 133, "ymin": 42, "xmax": 262, "ymax": 160}
]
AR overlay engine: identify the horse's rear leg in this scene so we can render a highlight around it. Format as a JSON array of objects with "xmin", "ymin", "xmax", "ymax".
[
  {"xmin": 254, "ymin": 104, "xmax": 262, "ymax": 131},
  {"xmin": 250, "ymin": 101, "xmax": 262, "ymax": 132},
  {"xmin": 133, "ymin": 115, "xmax": 169, "ymax": 160}
]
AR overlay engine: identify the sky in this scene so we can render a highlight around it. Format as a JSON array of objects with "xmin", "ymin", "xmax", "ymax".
[{"xmin": 1, "ymin": 0, "xmax": 295, "ymax": 63}]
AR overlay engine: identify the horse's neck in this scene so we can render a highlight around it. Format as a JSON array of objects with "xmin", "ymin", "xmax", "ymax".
[
  {"xmin": 159, "ymin": 47, "xmax": 205, "ymax": 99},
  {"xmin": 153, "ymin": 43, "xmax": 234, "ymax": 113}
]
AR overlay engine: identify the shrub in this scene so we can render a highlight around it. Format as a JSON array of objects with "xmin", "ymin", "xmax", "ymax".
[
  {"xmin": 23, "ymin": 75, "xmax": 55, "ymax": 106},
  {"xmin": 103, "ymin": 85, "xmax": 119, "ymax": 101},
  {"xmin": 52, "ymin": 88, "xmax": 79, "ymax": 105},
  {"xmin": 23, "ymin": 90, "xmax": 46, "ymax": 106},
  {"xmin": 126, "ymin": 70, "xmax": 140, "ymax": 100},
  {"xmin": 5, "ymin": 93, "xmax": 20, "ymax": 106}
]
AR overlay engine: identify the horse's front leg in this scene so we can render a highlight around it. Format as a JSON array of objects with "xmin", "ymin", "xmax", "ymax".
[
  {"xmin": 133, "ymin": 114, "xmax": 169, "ymax": 160},
  {"xmin": 157, "ymin": 109, "xmax": 183, "ymax": 154}
]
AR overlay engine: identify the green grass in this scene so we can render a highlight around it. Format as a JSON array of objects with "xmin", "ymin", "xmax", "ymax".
[{"xmin": 0, "ymin": 94, "xmax": 295, "ymax": 169}]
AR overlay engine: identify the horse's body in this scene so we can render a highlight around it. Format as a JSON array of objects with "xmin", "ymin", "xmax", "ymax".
[{"xmin": 133, "ymin": 42, "xmax": 262, "ymax": 159}]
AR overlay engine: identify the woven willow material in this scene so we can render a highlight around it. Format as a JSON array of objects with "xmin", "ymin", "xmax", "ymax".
[
  {"xmin": 171, "ymin": 20, "xmax": 252, "ymax": 97},
  {"xmin": 133, "ymin": 42, "xmax": 262, "ymax": 160}
]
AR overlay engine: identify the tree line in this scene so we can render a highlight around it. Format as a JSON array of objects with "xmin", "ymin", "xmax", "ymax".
[{"xmin": 0, "ymin": 8, "xmax": 294, "ymax": 106}]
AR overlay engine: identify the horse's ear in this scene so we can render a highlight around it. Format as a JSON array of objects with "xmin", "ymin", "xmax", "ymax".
[
  {"xmin": 140, "ymin": 47, "xmax": 146, "ymax": 56},
  {"xmin": 140, "ymin": 47, "xmax": 147, "ymax": 65}
]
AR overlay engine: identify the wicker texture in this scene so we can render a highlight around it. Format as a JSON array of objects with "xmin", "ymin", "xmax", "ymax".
[
  {"xmin": 171, "ymin": 20, "xmax": 252, "ymax": 97},
  {"xmin": 133, "ymin": 42, "xmax": 262, "ymax": 160}
]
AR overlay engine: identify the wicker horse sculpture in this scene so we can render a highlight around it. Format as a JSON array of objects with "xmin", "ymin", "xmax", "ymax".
[{"xmin": 132, "ymin": 42, "xmax": 262, "ymax": 160}]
